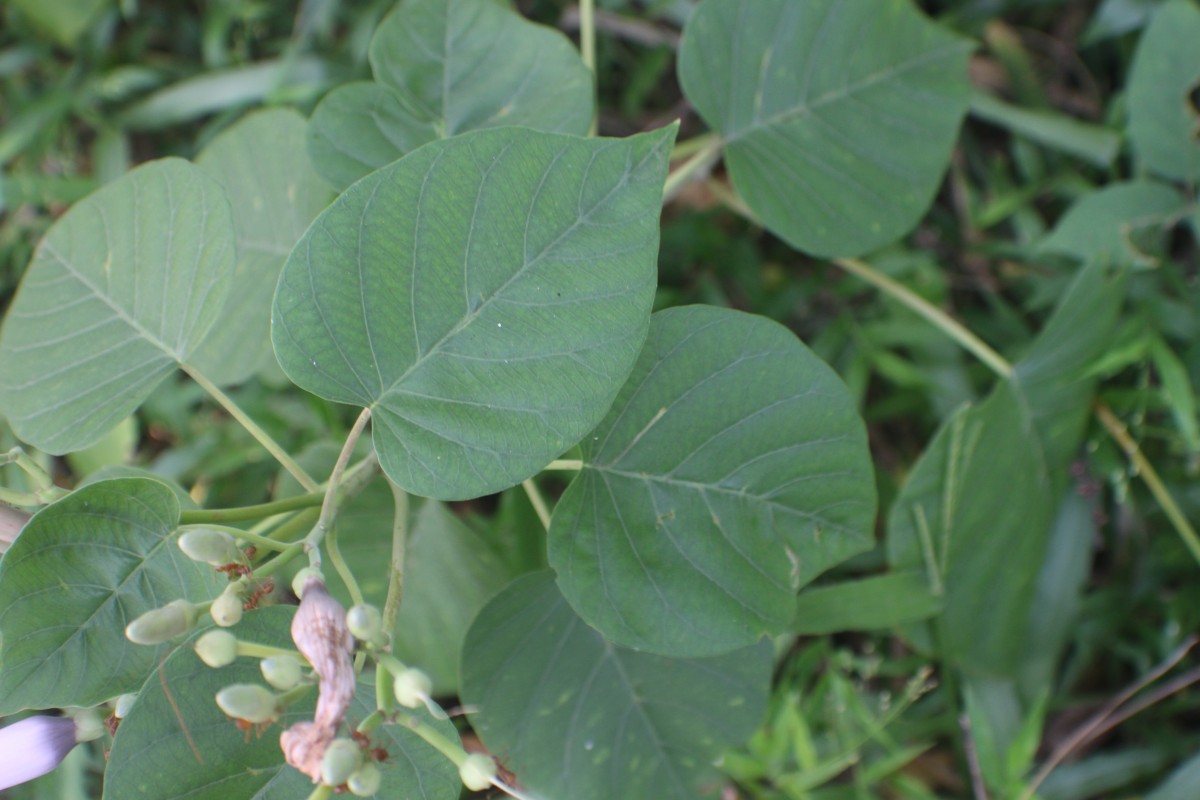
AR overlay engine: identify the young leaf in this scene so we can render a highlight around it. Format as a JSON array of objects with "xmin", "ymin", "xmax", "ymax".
[
  {"xmin": 1127, "ymin": 0, "xmax": 1200, "ymax": 181},
  {"xmin": 460, "ymin": 572, "xmax": 772, "ymax": 800},
  {"xmin": 677, "ymin": 0, "xmax": 972, "ymax": 257},
  {"xmin": 104, "ymin": 607, "xmax": 460, "ymax": 799},
  {"xmin": 193, "ymin": 108, "xmax": 335, "ymax": 386},
  {"xmin": 548, "ymin": 306, "xmax": 876, "ymax": 657},
  {"xmin": 0, "ymin": 477, "xmax": 224, "ymax": 714},
  {"xmin": 307, "ymin": 0, "xmax": 594, "ymax": 190},
  {"xmin": 0, "ymin": 159, "xmax": 236, "ymax": 454},
  {"xmin": 792, "ymin": 571, "xmax": 942, "ymax": 635},
  {"xmin": 887, "ymin": 263, "xmax": 1124, "ymax": 676},
  {"xmin": 1039, "ymin": 181, "xmax": 1188, "ymax": 268},
  {"xmin": 273, "ymin": 125, "xmax": 677, "ymax": 501}
]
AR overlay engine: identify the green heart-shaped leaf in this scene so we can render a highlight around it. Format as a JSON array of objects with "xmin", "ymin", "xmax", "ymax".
[
  {"xmin": 677, "ymin": 0, "xmax": 972, "ymax": 257},
  {"xmin": 273, "ymin": 125, "xmax": 676, "ymax": 500},
  {"xmin": 549, "ymin": 306, "xmax": 876, "ymax": 657},
  {"xmin": 0, "ymin": 159, "xmax": 235, "ymax": 453},
  {"xmin": 1127, "ymin": 0, "xmax": 1200, "ymax": 182},
  {"xmin": 307, "ymin": 0, "xmax": 594, "ymax": 190},
  {"xmin": 0, "ymin": 477, "xmax": 224, "ymax": 714},
  {"xmin": 193, "ymin": 109, "xmax": 335, "ymax": 385},
  {"xmin": 460, "ymin": 572, "xmax": 771, "ymax": 800}
]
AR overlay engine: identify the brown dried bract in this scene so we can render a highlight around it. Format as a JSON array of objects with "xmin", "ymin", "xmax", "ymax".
[{"xmin": 279, "ymin": 577, "xmax": 355, "ymax": 782}]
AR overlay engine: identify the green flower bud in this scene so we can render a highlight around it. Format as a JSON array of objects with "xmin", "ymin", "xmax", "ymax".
[
  {"xmin": 347, "ymin": 761, "xmax": 382, "ymax": 796},
  {"xmin": 196, "ymin": 630, "xmax": 238, "ymax": 668},
  {"xmin": 125, "ymin": 600, "xmax": 197, "ymax": 645},
  {"xmin": 320, "ymin": 737, "xmax": 362, "ymax": 787},
  {"xmin": 345, "ymin": 604, "xmax": 382, "ymax": 641},
  {"xmin": 260, "ymin": 654, "xmax": 303, "ymax": 691},
  {"xmin": 113, "ymin": 693, "xmax": 137, "ymax": 719},
  {"xmin": 71, "ymin": 710, "xmax": 106, "ymax": 743},
  {"xmin": 178, "ymin": 528, "xmax": 240, "ymax": 566},
  {"xmin": 210, "ymin": 587, "xmax": 244, "ymax": 628},
  {"xmin": 459, "ymin": 753, "xmax": 497, "ymax": 791},
  {"xmin": 392, "ymin": 667, "xmax": 432, "ymax": 709},
  {"xmin": 291, "ymin": 567, "xmax": 324, "ymax": 599},
  {"xmin": 215, "ymin": 684, "xmax": 279, "ymax": 724}
]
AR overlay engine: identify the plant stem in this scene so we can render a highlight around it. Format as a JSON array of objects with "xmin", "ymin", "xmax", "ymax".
[
  {"xmin": 179, "ymin": 493, "xmax": 323, "ymax": 525},
  {"xmin": 833, "ymin": 258, "xmax": 1014, "ymax": 379},
  {"xmin": 579, "ymin": 0, "xmax": 596, "ymax": 136},
  {"xmin": 306, "ymin": 408, "xmax": 373, "ymax": 566},
  {"xmin": 544, "ymin": 459, "xmax": 582, "ymax": 471},
  {"xmin": 521, "ymin": 478, "xmax": 552, "ymax": 531},
  {"xmin": 382, "ymin": 478, "xmax": 409, "ymax": 637},
  {"xmin": 325, "ymin": 523, "xmax": 364, "ymax": 608},
  {"xmin": 304, "ymin": 785, "xmax": 332, "ymax": 800},
  {"xmin": 1020, "ymin": 636, "xmax": 1199, "ymax": 799},
  {"xmin": 662, "ymin": 133, "xmax": 724, "ymax": 203},
  {"xmin": 0, "ymin": 447, "xmax": 68, "ymax": 505},
  {"xmin": 832, "ymin": 257, "xmax": 1200, "ymax": 567},
  {"xmin": 235, "ymin": 641, "xmax": 307, "ymax": 662},
  {"xmin": 393, "ymin": 710, "xmax": 466, "ymax": 766},
  {"xmin": 178, "ymin": 523, "xmax": 293, "ymax": 552},
  {"xmin": 1093, "ymin": 402, "xmax": 1200, "ymax": 564},
  {"xmin": 268, "ymin": 507, "xmax": 321, "ymax": 543},
  {"xmin": 183, "ymin": 366, "xmax": 319, "ymax": 492}
]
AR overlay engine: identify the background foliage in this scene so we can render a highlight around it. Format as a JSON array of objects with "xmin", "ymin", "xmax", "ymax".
[{"xmin": 1, "ymin": 0, "xmax": 1199, "ymax": 799}]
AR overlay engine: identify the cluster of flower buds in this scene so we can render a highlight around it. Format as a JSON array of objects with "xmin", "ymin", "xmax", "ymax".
[{"xmin": 319, "ymin": 737, "xmax": 382, "ymax": 795}]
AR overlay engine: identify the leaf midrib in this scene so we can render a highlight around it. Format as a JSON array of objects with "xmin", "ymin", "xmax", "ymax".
[{"xmin": 726, "ymin": 38, "xmax": 968, "ymax": 143}]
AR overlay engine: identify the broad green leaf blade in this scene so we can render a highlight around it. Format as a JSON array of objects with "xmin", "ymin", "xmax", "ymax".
[
  {"xmin": 678, "ymin": 0, "xmax": 972, "ymax": 258},
  {"xmin": 194, "ymin": 109, "xmax": 334, "ymax": 386},
  {"xmin": 273, "ymin": 125, "xmax": 677, "ymax": 500},
  {"xmin": 10, "ymin": 0, "xmax": 109, "ymax": 48},
  {"xmin": 1017, "ymin": 491, "xmax": 1096, "ymax": 703},
  {"xmin": 104, "ymin": 607, "xmax": 460, "ymax": 800},
  {"xmin": 967, "ymin": 91, "xmax": 1120, "ymax": 167},
  {"xmin": 1014, "ymin": 263, "xmax": 1127, "ymax": 473},
  {"xmin": 307, "ymin": 82, "xmax": 438, "ymax": 191},
  {"xmin": 792, "ymin": 571, "xmax": 942, "ymax": 635},
  {"xmin": 1039, "ymin": 181, "xmax": 1188, "ymax": 267},
  {"xmin": 0, "ymin": 478, "xmax": 224, "ymax": 714},
  {"xmin": 887, "ymin": 264, "xmax": 1123, "ymax": 676},
  {"xmin": 886, "ymin": 386, "xmax": 1056, "ymax": 675},
  {"xmin": 0, "ymin": 158, "xmax": 236, "ymax": 454},
  {"xmin": 1127, "ymin": 0, "xmax": 1200, "ymax": 181},
  {"xmin": 548, "ymin": 306, "xmax": 876, "ymax": 657},
  {"xmin": 307, "ymin": 0, "xmax": 594, "ymax": 190},
  {"xmin": 460, "ymin": 572, "xmax": 772, "ymax": 800}
]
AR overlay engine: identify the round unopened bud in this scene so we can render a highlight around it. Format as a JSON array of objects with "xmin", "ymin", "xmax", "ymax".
[
  {"xmin": 125, "ymin": 600, "xmax": 197, "ymax": 645},
  {"xmin": 178, "ymin": 528, "xmax": 240, "ymax": 566},
  {"xmin": 260, "ymin": 654, "xmax": 303, "ymax": 691},
  {"xmin": 392, "ymin": 667, "xmax": 432, "ymax": 709},
  {"xmin": 196, "ymin": 629, "xmax": 239, "ymax": 667},
  {"xmin": 210, "ymin": 587, "xmax": 244, "ymax": 627},
  {"xmin": 347, "ymin": 761, "xmax": 382, "ymax": 796},
  {"xmin": 459, "ymin": 753, "xmax": 497, "ymax": 791},
  {"xmin": 320, "ymin": 737, "xmax": 363, "ymax": 787},
  {"xmin": 114, "ymin": 693, "xmax": 137, "ymax": 719},
  {"xmin": 346, "ymin": 604, "xmax": 382, "ymax": 641},
  {"xmin": 291, "ymin": 567, "xmax": 324, "ymax": 599},
  {"xmin": 215, "ymin": 684, "xmax": 279, "ymax": 724},
  {"xmin": 72, "ymin": 710, "xmax": 106, "ymax": 743}
]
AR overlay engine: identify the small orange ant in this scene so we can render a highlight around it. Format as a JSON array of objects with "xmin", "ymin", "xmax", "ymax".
[
  {"xmin": 243, "ymin": 579, "xmax": 275, "ymax": 611},
  {"xmin": 232, "ymin": 717, "xmax": 274, "ymax": 743},
  {"xmin": 216, "ymin": 562, "xmax": 252, "ymax": 578},
  {"xmin": 349, "ymin": 730, "xmax": 389, "ymax": 762}
]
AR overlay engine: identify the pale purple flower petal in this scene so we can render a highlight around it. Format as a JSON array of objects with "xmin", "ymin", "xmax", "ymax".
[{"xmin": 0, "ymin": 715, "xmax": 78, "ymax": 790}]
